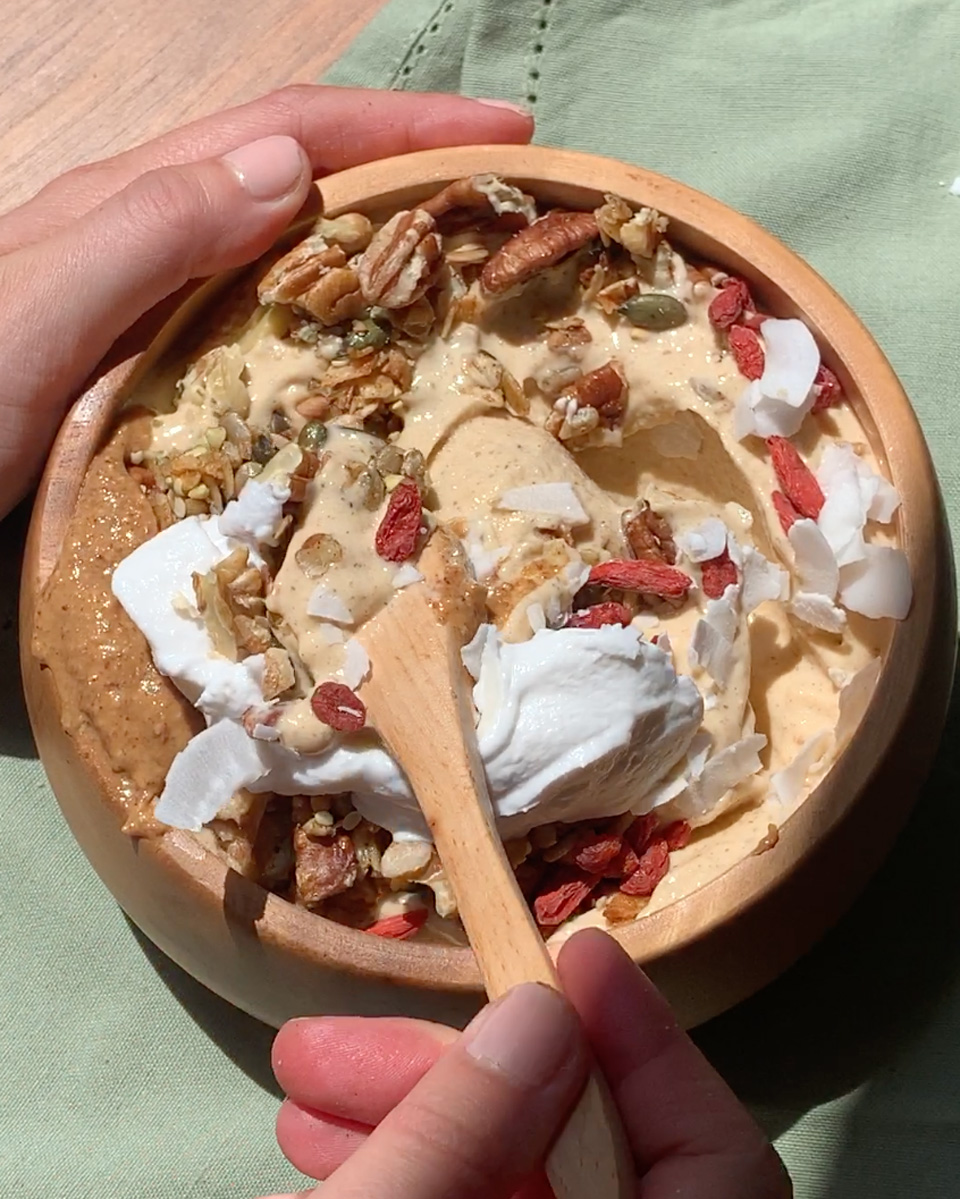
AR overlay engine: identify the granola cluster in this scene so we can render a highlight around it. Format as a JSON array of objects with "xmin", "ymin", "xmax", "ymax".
[{"xmin": 124, "ymin": 173, "xmax": 854, "ymax": 943}]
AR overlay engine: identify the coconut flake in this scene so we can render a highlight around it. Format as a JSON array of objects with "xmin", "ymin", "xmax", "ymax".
[
  {"xmin": 218, "ymin": 478, "xmax": 289, "ymax": 547},
  {"xmin": 816, "ymin": 443, "xmax": 901, "ymax": 569},
  {"xmin": 496, "ymin": 482, "xmax": 589, "ymax": 526},
  {"xmin": 789, "ymin": 519, "xmax": 839, "ymax": 597},
  {"xmin": 733, "ymin": 318, "xmax": 820, "ymax": 439},
  {"xmin": 526, "ymin": 602, "xmax": 547, "ymax": 633},
  {"xmin": 674, "ymin": 734, "xmax": 767, "ymax": 818},
  {"xmin": 741, "ymin": 546, "xmax": 789, "ymax": 613},
  {"xmin": 789, "ymin": 592, "xmax": 847, "ymax": 633},
  {"xmin": 156, "ymin": 720, "xmax": 265, "ymax": 830},
  {"xmin": 770, "ymin": 730, "xmax": 832, "ymax": 804},
  {"xmin": 307, "ymin": 586, "xmax": 355, "ymax": 625},
  {"xmin": 649, "ymin": 418, "xmax": 703, "ymax": 459},
  {"xmin": 392, "ymin": 563, "xmax": 424, "ymax": 589},
  {"xmin": 340, "ymin": 639, "xmax": 371, "ymax": 690},
  {"xmin": 678, "ymin": 518, "xmax": 728, "ymax": 563},
  {"xmin": 836, "ymin": 656, "xmax": 882, "ymax": 749},
  {"xmin": 317, "ymin": 623, "xmax": 346, "ymax": 645},
  {"xmin": 838, "ymin": 546, "xmax": 912, "ymax": 619},
  {"xmin": 461, "ymin": 524, "xmax": 508, "ymax": 581},
  {"xmin": 688, "ymin": 585, "xmax": 740, "ymax": 689}
]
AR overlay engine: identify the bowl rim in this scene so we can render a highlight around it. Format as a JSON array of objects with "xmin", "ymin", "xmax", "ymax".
[{"xmin": 23, "ymin": 142, "xmax": 955, "ymax": 995}]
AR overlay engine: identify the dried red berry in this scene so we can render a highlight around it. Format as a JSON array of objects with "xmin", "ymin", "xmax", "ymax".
[
  {"xmin": 767, "ymin": 436, "xmax": 825, "ymax": 519},
  {"xmin": 533, "ymin": 866, "xmax": 599, "ymax": 927},
  {"xmin": 565, "ymin": 601, "xmax": 633, "ymax": 629},
  {"xmin": 728, "ymin": 324, "xmax": 765, "ymax": 380},
  {"xmin": 771, "ymin": 490, "xmax": 800, "ymax": 534},
  {"xmin": 624, "ymin": 812, "xmax": 659, "ymax": 855},
  {"xmin": 605, "ymin": 842, "xmax": 641, "ymax": 878},
  {"xmin": 700, "ymin": 548, "xmax": 739, "ymax": 599},
  {"xmin": 812, "ymin": 364, "xmax": 843, "ymax": 412},
  {"xmin": 569, "ymin": 832, "xmax": 624, "ymax": 875},
  {"xmin": 375, "ymin": 478, "xmax": 423, "ymax": 562},
  {"xmin": 662, "ymin": 819, "xmax": 692, "ymax": 851},
  {"xmin": 707, "ymin": 278, "xmax": 753, "ymax": 329},
  {"xmin": 620, "ymin": 838, "xmax": 670, "ymax": 896},
  {"xmin": 588, "ymin": 558, "xmax": 692, "ymax": 600},
  {"xmin": 365, "ymin": 907, "xmax": 429, "ymax": 939},
  {"xmin": 311, "ymin": 681, "xmax": 366, "ymax": 732}
]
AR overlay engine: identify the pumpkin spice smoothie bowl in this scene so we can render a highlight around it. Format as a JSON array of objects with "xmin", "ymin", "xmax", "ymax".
[{"xmin": 23, "ymin": 147, "xmax": 954, "ymax": 1029}]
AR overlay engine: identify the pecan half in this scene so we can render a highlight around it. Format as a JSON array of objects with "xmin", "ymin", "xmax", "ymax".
[
  {"xmin": 357, "ymin": 209, "xmax": 442, "ymax": 308},
  {"xmin": 560, "ymin": 361, "xmax": 627, "ymax": 427},
  {"xmin": 421, "ymin": 174, "xmax": 536, "ymax": 228},
  {"xmin": 258, "ymin": 236, "xmax": 364, "ymax": 325},
  {"xmin": 623, "ymin": 502, "xmax": 677, "ymax": 564},
  {"xmin": 480, "ymin": 210, "xmax": 599, "ymax": 295}
]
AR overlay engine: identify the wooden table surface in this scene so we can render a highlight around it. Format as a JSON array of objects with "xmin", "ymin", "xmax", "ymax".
[{"xmin": 0, "ymin": 0, "xmax": 386, "ymax": 214}]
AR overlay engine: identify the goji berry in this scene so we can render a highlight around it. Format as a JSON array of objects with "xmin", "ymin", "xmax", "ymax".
[
  {"xmin": 662, "ymin": 819, "xmax": 692, "ymax": 851},
  {"xmin": 771, "ymin": 490, "xmax": 800, "ymax": 534},
  {"xmin": 707, "ymin": 278, "xmax": 753, "ymax": 329},
  {"xmin": 588, "ymin": 559, "xmax": 692, "ymax": 599},
  {"xmin": 375, "ymin": 478, "xmax": 423, "ymax": 562},
  {"xmin": 365, "ymin": 907, "xmax": 428, "ymax": 939},
  {"xmin": 311, "ymin": 681, "xmax": 366, "ymax": 732},
  {"xmin": 728, "ymin": 324, "xmax": 765, "ymax": 380},
  {"xmin": 811, "ymin": 364, "xmax": 843, "ymax": 412},
  {"xmin": 605, "ymin": 842, "xmax": 641, "ymax": 878},
  {"xmin": 620, "ymin": 838, "xmax": 670, "ymax": 896},
  {"xmin": 766, "ymin": 436, "xmax": 824, "ymax": 519},
  {"xmin": 568, "ymin": 832, "xmax": 624, "ymax": 874},
  {"xmin": 565, "ymin": 601, "xmax": 633, "ymax": 629},
  {"xmin": 700, "ymin": 548, "xmax": 739, "ymax": 599},
  {"xmin": 624, "ymin": 812, "xmax": 660, "ymax": 855},
  {"xmin": 533, "ymin": 866, "xmax": 599, "ymax": 927}
]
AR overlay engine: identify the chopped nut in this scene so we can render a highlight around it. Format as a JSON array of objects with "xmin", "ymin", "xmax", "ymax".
[
  {"xmin": 258, "ymin": 235, "xmax": 364, "ymax": 325},
  {"xmin": 261, "ymin": 647, "xmax": 295, "ymax": 700},
  {"xmin": 752, "ymin": 823, "xmax": 780, "ymax": 855},
  {"xmin": 594, "ymin": 195, "xmax": 668, "ymax": 262},
  {"xmin": 293, "ymin": 827, "xmax": 358, "ymax": 907},
  {"xmin": 595, "ymin": 194, "xmax": 634, "ymax": 245},
  {"xmin": 546, "ymin": 317, "xmax": 592, "ymax": 358},
  {"xmin": 481, "ymin": 210, "xmax": 599, "ymax": 295},
  {"xmin": 295, "ymin": 532, "xmax": 344, "ymax": 578},
  {"xmin": 357, "ymin": 209, "xmax": 442, "ymax": 308},
  {"xmin": 623, "ymin": 502, "xmax": 677, "ymax": 564},
  {"xmin": 547, "ymin": 362, "xmax": 627, "ymax": 441},
  {"xmin": 316, "ymin": 213, "xmax": 374, "ymax": 255},
  {"xmin": 602, "ymin": 892, "xmax": 649, "ymax": 925},
  {"xmin": 380, "ymin": 839, "xmax": 434, "ymax": 881}
]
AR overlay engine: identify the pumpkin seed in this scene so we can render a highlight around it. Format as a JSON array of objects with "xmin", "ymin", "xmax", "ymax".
[
  {"xmin": 298, "ymin": 419, "xmax": 328, "ymax": 451},
  {"xmin": 295, "ymin": 533, "xmax": 343, "ymax": 578},
  {"xmin": 346, "ymin": 319, "xmax": 389, "ymax": 353},
  {"xmin": 619, "ymin": 293, "xmax": 688, "ymax": 331},
  {"xmin": 251, "ymin": 433, "xmax": 278, "ymax": 465}
]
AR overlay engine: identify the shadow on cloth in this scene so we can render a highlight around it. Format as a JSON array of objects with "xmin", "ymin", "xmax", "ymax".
[
  {"xmin": 693, "ymin": 662, "xmax": 960, "ymax": 1148},
  {"xmin": 6, "ymin": 496, "xmax": 39, "ymax": 760},
  {"xmin": 127, "ymin": 918, "xmax": 283, "ymax": 1099}
]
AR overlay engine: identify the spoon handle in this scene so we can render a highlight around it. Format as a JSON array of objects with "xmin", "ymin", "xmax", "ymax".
[{"xmin": 362, "ymin": 609, "xmax": 634, "ymax": 1199}]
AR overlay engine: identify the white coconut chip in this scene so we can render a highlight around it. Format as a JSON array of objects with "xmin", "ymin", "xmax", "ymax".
[
  {"xmin": 526, "ymin": 602, "xmax": 547, "ymax": 633},
  {"xmin": 838, "ymin": 545, "xmax": 913, "ymax": 619},
  {"xmin": 770, "ymin": 729, "xmax": 832, "ymax": 805},
  {"xmin": 789, "ymin": 518, "xmax": 839, "ymax": 597},
  {"xmin": 789, "ymin": 592, "xmax": 847, "ymax": 634},
  {"xmin": 741, "ymin": 546, "xmax": 789, "ymax": 614},
  {"xmin": 392, "ymin": 563, "xmax": 424, "ymax": 589},
  {"xmin": 307, "ymin": 586, "xmax": 355, "ymax": 625},
  {"xmin": 156, "ymin": 719, "xmax": 265, "ymax": 830},
  {"xmin": 836, "ymin": 656, "xmax": 882, "ymax": 749},
  {"xmin": 678, "ymin": 518, "xmax": 728, "ymax": 563},
  {"xmin": 733, "ymin": 318, "xmax": 820, "ymax": 439},
  {"xmin": 676, "ymin": 733, "xmax": 768, "ymax": 818},
  {"xmin": 461, "ymin": 524, "xmax": 508, "ymax": 581},
  {"xmin": 316, "ymin": 623, "xmax": 346, "ymax": 645},
  {"xmin": 655, "ymin": 631, "xmax": 673, "ymax": 659},
  {"xmin": 339, "ymin": 639, "xmax": 371, "ymax": 690},
  {"xmin": 816, "ymin": 443, "xmax": 901, "ymax": 568},
  {"xmin": 496, "ymin": 482, "xmax": 589, "ymax": 526},
  {"xmin": 218, "ymin": 478, "xmax": 289, "ymax": 547},
  {"xmin": 461, "ymin": 622, "xmax": 493, "ymax": 681},
  {"xmin": 688, "ymin": 584, "xmax": 740, "ymax": 690}
]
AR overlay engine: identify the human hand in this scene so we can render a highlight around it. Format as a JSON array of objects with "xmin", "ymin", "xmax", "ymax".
[
  {"xmin": 269, "ymin": 928, "xmax": 791, "ymax": 1199},
  {"xmin": 0, "ymin": 85, "xmax": 531, "ymax": 521}
]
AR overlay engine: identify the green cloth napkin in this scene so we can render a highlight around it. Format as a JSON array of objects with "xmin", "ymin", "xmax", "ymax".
[{"xmin": 4, "ymin": 2, "xmax": 960, "ymax": 1196}]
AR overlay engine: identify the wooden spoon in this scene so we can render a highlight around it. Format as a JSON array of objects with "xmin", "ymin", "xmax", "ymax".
[{"xmin": 358, "ymin": 532, "xmax": 633, "ymax": 1199}]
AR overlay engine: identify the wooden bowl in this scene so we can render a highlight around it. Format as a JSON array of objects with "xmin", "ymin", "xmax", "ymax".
[{"xmin": 21, "ymin": 146, "xmax": 956, "ymax": 1030}]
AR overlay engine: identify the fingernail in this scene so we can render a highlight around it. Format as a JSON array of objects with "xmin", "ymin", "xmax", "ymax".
[
  {"xmin": 222, "ymin": 135, "xmax": 308, "ymax": 202},
  {"xmin": 463, "ymin": 983, "xmax": 578, "ymax": 1088},
  {"xmin": 474, "ymin": 97, "xmax": 533, "ymax": 118}
]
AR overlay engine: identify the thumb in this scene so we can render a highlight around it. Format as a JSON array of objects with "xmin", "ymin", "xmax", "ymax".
[
  {"xmin": 0, "ymin": 135, "xmax": 310, "ymax": 511},
  {"xmin": 317, "ymin": 983, "xmax": 589, "ymax": 1199}
]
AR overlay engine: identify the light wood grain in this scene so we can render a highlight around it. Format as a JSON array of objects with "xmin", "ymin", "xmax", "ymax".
[
  {"xmin": 20, "ymin": 147, "xmax": 957, "ymax": 1039},
  {"xmin": 0, "ymin": 0, "xmax": 387, "ymax": 214},
  {"xmin": 358, "ymin": 533, "xmax": 633, "ymax": 1197}
]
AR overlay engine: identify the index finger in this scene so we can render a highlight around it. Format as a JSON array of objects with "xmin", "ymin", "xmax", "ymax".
[
  {"xmin": 557, "ymin": 929, "xmax": 791, "ymax": 1199},
  {"xmin": 0, "ymin": 84, "xmax": 533, "ymax": 250}
]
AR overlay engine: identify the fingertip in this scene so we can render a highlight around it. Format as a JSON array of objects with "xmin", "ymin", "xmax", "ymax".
[
  {"xmin": 221, "ymin": 134, "xmax": 310, "ymax": 204},
  {"xmin": 276, "ymin": 1098, "xmax": 369, "ymax": 1179}
]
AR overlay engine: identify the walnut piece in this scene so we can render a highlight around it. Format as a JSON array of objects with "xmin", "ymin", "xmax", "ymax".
[
  {"xmin": 261, "ymin": 647, "xmax": 295, "ymax": 701},
  {"xmin": 480, "ymin": 210, "xmax": 599, "ymax": 295},
  {"xmin": 293, "ymin": 827, "xmax": 358, "ymax": 907},
  {"xmin": 593, "ymin": 194, "xmax": 667, "ymax": 261},
  {"xmin": 357, "ymin": 209, "xmax": 442, "ymax": 308}
]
